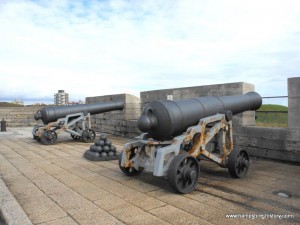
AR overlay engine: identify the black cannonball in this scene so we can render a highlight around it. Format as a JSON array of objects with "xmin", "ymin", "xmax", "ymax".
[
  {"xmin": 87, "ymin": 150, "xmax": 100, "ymax": 157},
  {"xmin": 100, "ymin": 134, "xmax": 107, "ymax": 141},
  {"xmin": 90, "ymin": 145, "xmax": 97, "ymax": 152},
  {"xmin": 94, "ymin": 145, "xmax": 103, "ymax": 153},
  {"xmin": 110, "ymin": 145, "xmax": 116, "ymax": 152},
  {"xmin": 105, "ymin": 140, "xmax": 112, "ymax": 146},
  {"xmin": 108, "ymin": 151, "xmax": 114, "ymax": 156},
  {"xmin": 101, "ymin": 152, "xmax": 107, "ymax": 157},
  {"xmin": 114, "ymin": 151, "xmax": 119, "ymax": 156},
  {"xmin": 94, "ymin": 140, "xmax": 102, "ymax": 146},
  {"xmin": 103, "ymin": 145, "xmax": 110, "ymax": 153},
  {"xmin": 96, "ymin": 140, "xmax": 105, "ymax": 146}
]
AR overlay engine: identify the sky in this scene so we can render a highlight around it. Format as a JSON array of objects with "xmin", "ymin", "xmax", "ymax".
[{"xmin": 0, "ymin": 0, "xmax": 299, "ymax": 105}]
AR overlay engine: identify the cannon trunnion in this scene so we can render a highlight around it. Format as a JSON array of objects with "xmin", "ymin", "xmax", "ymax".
[
  {"xmin": 119, "ymin": 92, "xmax": 262, "ymax": 193},
  {"xmin": 33, "ymin": 101, "xmax": 124, "ymax": 145}
]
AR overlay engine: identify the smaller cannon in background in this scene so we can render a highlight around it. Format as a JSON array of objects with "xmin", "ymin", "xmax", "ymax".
[
  {"xmin": 119, "ymin": 92, "xmax": 262, "ymax": 193},
  {"xmin": 32, "ymin": 101, "xmax": 124, "ymax": 145}
]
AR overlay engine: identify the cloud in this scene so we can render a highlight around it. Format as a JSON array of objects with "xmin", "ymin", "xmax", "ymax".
[{"xmin": 0, "ymin": 0, "xmax": 299, "ymax": 105}]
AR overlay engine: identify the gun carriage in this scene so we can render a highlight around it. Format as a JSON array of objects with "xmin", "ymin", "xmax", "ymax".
[
  {"xmin": 119, "ymin": 92, "xmax": 262, "ymax": 193},
  {"xmin": 33, "ymin": 101, "xmax": 124, "ymax": 145}
]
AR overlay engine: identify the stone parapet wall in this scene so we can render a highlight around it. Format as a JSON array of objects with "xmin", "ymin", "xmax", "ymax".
[
  {"xmin": 288, "ymin": 77, "xmax": 300, "ymax": 128},
  {"xmin": 86, "ymin": 93, "xmax": 141, "ymax": 138},
  {"xmin": 235, "ymin": 126, "xmax": 300, "ymax": 163},
  {"xmin": 0, "ymin": 106, "xmax": 41, "ymax": 127}
]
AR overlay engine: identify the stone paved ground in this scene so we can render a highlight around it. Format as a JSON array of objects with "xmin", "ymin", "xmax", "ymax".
[{"xmin": 0, "ymin": 128, "xmax": 299, "ymax": 225}]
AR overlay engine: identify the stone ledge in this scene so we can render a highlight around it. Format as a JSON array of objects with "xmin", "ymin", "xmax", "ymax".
[{"xmin": 0, "ymin": 178, "xmax": 32, "ymax": 225}]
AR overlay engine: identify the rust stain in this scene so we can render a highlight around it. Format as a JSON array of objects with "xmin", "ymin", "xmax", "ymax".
[
  {"xmin": 184, "ymin": 128, "xmax": 195, "ymax": 142},
  {"xmin": 221, "ymin": 142, "xmax": 227, "ymax": 162},
  {"xmin": 203, "ymin": 132, "xmax": 209, "ymax": 143},
  {"xmin": 147, "ymin": 140, "xmax": 160, "ymax": 145},
  {"xmin": 186, "ymin": 115, "xmax": 235, "ymax": 167},
  {"xmin": 188, "ymin": 132, "xmax": 201, "ymax": 158},
  {"xmin": 37, "ymin": 128, "xmax": 43, "ymax": 137},
  {"xmin": 124, "ymin": 144, "xmax": 134, "ymax": 167}
]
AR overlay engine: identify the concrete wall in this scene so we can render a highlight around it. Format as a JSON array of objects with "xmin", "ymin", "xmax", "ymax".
[
  {"xmin": 0, "ymin": 106, "xmax": 41, "ymax": 127},
  {"xmin": 86, "ymin": 93, "xmax": 141, "ymax": 137},
  {"xmin": 235, "ymin": 126, "xmax": 300, "ymax": 163},
  {"xmin": 140, "ymin": 82, "xmax": 256, "ymax": 126},
  {"xmin": 288, "ymin": 77, "xmax": 300, "ymax": 128},
  {"xmin": 237, "ymin": 77, "xmax": 300, "ymax": 164}
]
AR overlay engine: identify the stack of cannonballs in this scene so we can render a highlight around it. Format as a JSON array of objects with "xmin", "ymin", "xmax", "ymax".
[{"xmin": 84, "ymin": 134, "xmax": 119, "ymax": 161}]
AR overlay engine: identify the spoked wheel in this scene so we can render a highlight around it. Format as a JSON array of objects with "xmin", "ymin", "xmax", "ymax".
[
  {"xmin": 33, "ymin": 135, "xmax": 41, "ymax": 142},
  {"xmin": 82, "ymin": 129, "xmax": 96, "ymax": 143},
  {"xmin": 41, "ymin": 130, "xmax": 57, "ymax": 145},
  {"xmin": 32, "ymin": 126, "xmax": 41, "ymax": 142},
  {"xmin": 228, "ymin": 149, "xmax": 250, "ymax": 178},
  {"xmin": 168, "ymin": 154, "xmax": 200, "ymax": 194},
  {"xmin": 119, "ymin": 150, "xmax": 143, "ymax": 176}
]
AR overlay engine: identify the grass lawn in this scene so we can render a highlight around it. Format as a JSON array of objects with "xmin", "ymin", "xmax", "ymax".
[{"xmin": 256, "ymin": 104, "xmax": 288, "ymax": 127}]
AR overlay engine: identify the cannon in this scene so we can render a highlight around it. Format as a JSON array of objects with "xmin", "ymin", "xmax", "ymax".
[
  {"xmin": 32, "ymin": 101, "xmax": 124, "ymax": 145},
  {"xmin": 119, "ymin": 92, "xmax": 262, "ymax": 193}
]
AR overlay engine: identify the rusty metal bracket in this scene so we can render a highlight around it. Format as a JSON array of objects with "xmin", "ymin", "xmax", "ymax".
[{"xmin": 187, "ymin": 114, "xmax": 233, "ymax": 167}]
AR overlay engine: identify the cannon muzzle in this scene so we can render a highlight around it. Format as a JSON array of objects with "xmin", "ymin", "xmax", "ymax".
[
  {"xmin": 35, "ymin": 101, "xmax": 124, "ymax": 124},
  {"xmin": 137, "ymin": 92, "xmax": 262, "ymax": 140}
]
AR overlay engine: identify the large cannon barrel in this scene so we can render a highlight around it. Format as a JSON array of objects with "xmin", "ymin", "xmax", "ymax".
[
  {"xmin": 34, "ymin": 101, "xmax": 124, "ymax": 124},
  {"xmin": 137, "ymin": 92, "xmax": 262, "ymax": 141}
]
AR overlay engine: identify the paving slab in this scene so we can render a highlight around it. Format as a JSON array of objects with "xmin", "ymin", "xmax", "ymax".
[
  {"xmin": 0, "ymin": 127, "xmax": 299, "ymax": 225},
  {"xmin": 38, "ymin": 217, "xmax": 78, "ymax": 225},
  {"xmin": 0, "ymin": 177, "xmax": 32, "ymax": 225}
]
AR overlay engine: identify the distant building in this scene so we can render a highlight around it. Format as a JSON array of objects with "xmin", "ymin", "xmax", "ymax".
[
  {"xmin": 11, "ymin": 99, "xmax": 24, "ymax": 105},
  {"xmin": 54, "ymin": 90, "xmax": 69, "ymax": 105},
  {"xmin": 31, "ymin": 102, "xmax": 50, "ymax": 106},
  {"xmin": 67, "ymin": 100, "xmax": 84, "ymax": 105}
]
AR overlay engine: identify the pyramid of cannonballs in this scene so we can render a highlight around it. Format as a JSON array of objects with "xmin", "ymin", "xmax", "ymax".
[{"xmin": 84, "ymin": 134, "xmax": 119, "ymax": 161}]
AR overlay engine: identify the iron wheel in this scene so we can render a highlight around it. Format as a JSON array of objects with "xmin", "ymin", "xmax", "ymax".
[
  {"xmin": 228, "ymin": 148, "xmax": 250, "ymax": 178},
  {"xmin": 41, "ymin": 130, "xmax": 57, "ymax": 145},
  {"xmin": 168, "ymin": 153, "xmax": 199, "ymax": 194},
  {"xmin": 33, "ymin": 135, "xmax": 41, "ymax": 142},
  {"xmin": 82, "ymin": 129, "xmax": 96, "ymax": 143},
  {"xmin": 119, "ymin": 150, "xmax": 143, "ymax": 176}
]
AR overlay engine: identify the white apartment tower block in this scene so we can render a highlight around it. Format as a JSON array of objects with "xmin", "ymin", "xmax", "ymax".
[{"xmin": 54, "ymin": 90, "xmax": 69, "ymax": 105}]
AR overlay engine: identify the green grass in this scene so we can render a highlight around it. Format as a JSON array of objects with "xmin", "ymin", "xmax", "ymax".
[
  {"xmin": 257, "ymin": 104, "xmax": 288, "ymax": 111},
  {"xmin": 0, "ymin": 102, "xmax": 24, "ymax": 107},
  {"xmin": 256, "ymin": 104, "xmax": 288, "ymax": 127}
]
